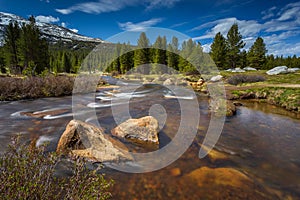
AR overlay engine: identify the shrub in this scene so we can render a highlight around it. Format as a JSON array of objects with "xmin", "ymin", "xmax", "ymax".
[
  {"xmin": 0, "ymin": 136, "xmax": 113, "ymax": 200},
  {"xmin": 0, "ymin": 75, "xmax": 75, "ymax": 100},
  {"xmin": 227, "ymin": 74, "xmax": 266, "ymax": 85}
]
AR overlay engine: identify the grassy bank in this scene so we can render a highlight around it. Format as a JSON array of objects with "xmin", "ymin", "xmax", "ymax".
[
  {"xmin": 228, "ymin": 87, "xmax": 300, "ymax": 112},
  {"xmin": 219, "ymin": 70, "xmax": 300, "ymax": 112}
]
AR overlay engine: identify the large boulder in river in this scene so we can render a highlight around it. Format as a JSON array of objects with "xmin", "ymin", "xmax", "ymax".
[
  {"xmin": 266, "ymin": 66, "xmax": 288, "ymax": 75},
  {"xmin": 57, "ymin": 120, "xmax": 132, "ymax": 162},
  {"xmin": 111, "ymin": 116, "xmax": 159, "ymax": 144}
]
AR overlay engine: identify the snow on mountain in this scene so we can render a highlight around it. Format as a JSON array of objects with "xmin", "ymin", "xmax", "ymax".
[{"xmin": 0, "ymin": 12, "xmax": 104, "ymax": 46}]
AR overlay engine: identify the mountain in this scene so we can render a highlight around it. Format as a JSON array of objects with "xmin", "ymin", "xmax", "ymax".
[{"xmin": 0, "ymin": 12, "xmax": 104, "ymax": 46}]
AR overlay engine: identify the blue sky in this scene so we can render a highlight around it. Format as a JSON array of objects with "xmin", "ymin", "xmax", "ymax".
[{"xmin": 1, "ymin": 0, "xmax": 300, "ymax": 56}]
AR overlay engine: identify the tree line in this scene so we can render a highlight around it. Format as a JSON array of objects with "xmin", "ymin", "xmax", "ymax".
[
  {"xmin": 83, "ymin": 32, "xmax": 214, "ymax": 74},
  {"xmin": 210, "ymin": 23, "xmax": 300, "ymax": 70}
]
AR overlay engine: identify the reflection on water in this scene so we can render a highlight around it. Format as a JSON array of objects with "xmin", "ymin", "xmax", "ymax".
[{"xmin": 0, "ymin": 84, "xmax": 299, "ymax": 199}]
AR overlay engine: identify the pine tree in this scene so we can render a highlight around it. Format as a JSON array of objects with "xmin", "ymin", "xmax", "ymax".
[
  {"xmin": 178, "ymin": 39, "xmax": 195, "ymax": 72},
  {"xmin": 3, "ymin": 21, "xmax": 21, "ymax": 74},
  {"xmin": 61, "ymin": 52, "xmax": 72, "ymax": 73},
  {"xmin": 108, "ymin": 43, "xmax": 121, "ymax": 73},
  {"xmin": 239, "ymin": 50, "xmax": 248, "ymax": 68},
  {"xmin": 0, "ymin": 47, "xmax": 6, "ymax": 73},
  {"xmin": 167, "ymin": 36, "xmax": 179, "ymax": 71},
  {"xmin": 119, "ymin": 42, "xmax": 133, "ymax": 74},
  {"xmin": 210, "ymin": 32, "xmax": 227, "ymax": 69},
  {"xmin": 152, "ymin": 36, "xmax": 167, "ymax": 74},
  {"xmin": 226, "ymin": 23, "xmax": 245, "ymax": 69},
  {"xmin": 265, "ymin": 54, "xmax": 275, "ymax": 70},
  {"xmin": 247, "ymin": 37, "xmax": 267, "ymax": 69},
  {"xmin": 18, "ymin": 16, "xmax": 49, "ymax": 75},
  {"xmin": 134, "ymin": 32, "xmax": 150, "ymax": 74}
]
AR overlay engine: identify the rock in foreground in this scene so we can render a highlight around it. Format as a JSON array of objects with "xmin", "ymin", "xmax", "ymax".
[
  {"xmin": 57, "ymin": 120, "xmax": 132, "ymax": 162},
  {"xmin": 111, "ymin": 116, "xmax": 159, "ymax": 144}
]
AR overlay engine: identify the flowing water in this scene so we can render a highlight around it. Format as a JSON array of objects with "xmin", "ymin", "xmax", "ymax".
[{"xmin": 0, "ymin": 83, "xmax": 299, "ymax": 199}]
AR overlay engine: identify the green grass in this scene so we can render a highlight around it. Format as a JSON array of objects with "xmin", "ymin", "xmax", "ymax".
[{"xmin": 220, "ymin": 70, "xmax": 300, "ymax": 85}]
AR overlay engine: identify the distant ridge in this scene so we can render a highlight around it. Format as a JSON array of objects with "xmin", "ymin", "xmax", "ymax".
[{"xmin": 0, "ymin": 12, "xmax": 104, "ymax": 46}]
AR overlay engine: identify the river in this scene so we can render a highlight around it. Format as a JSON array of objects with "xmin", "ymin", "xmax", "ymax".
[{"xmin": 0, "ymin": 83, "xmax": 299, "ymax": 199}]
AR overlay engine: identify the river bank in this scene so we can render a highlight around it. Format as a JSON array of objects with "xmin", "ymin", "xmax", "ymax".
[{"xmin": 0, "ymin": 75, "xmax": 108, "ymax": 101}]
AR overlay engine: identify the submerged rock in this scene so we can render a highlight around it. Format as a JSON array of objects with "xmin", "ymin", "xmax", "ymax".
[
  {"xmin": 111, "ymin": 116, "xmax": 159, "ymax": 144},
  {"xmin": 57, "ymin": 120, "xmax": 132, "ymax": 162},
  {"xmin": 200, "ymin": 145, "xmax": 228, "ymax": 162},
  {"xmin": 181, "ymin": 167, "xmax": 275, "ymax": 199}
]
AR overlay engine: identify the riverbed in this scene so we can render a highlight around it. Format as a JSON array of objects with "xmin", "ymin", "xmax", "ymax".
[{"xmin": 0, "ymin": 83, "xmax": 299, "ymax": 199}]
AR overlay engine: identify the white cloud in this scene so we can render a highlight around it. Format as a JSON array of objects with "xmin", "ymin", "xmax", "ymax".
[
  {"xmin": 61, "ymin": 22, "xmax": 66, "ymax": 27},
  {"xmin": 191, "ymin": 17, "xmax": 262, "ymax": 40},
  {"xmin": 35, "ymin": 15, "xmax": 59, "ymax": 23},
  {"xmin": 118, "ymin": 18, "xmax": 163, "ymax": 31},
  {"xmin": 56, "ymin": 0, "xmax": 181, "ymax": 15},
  {"xmin": 146, "ymin": 0, "xmax": 181, "ymax": 10},
  {"xmin": 261, "ymin": 6, "xmax": 277, "ymax": 20},
  {"xmin": 264, "ymin": 2, "xmax": 300, "ymax": 32}
]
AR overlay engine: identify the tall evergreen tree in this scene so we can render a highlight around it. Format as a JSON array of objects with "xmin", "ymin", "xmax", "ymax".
[
  {"xmin": 178, "ymin": 39, "xmax": 196, "ymax": 72},
  {"xmin": 3, "ymin": 21, "xmax": 21, "ymax": 74},
  {"xmin": 119, "ymin": 42, "xmax": 133, "ymax": 74},
  {"xmin": 134, "ymin": 32, "xmax": 150, "ymax": 74},
  {"xmin": 239, "ymin": 50, "xmax": 248, "ymax": 68},
  {"xmin": 167, "ymin": 36, "xmax": 179, "ymax": 71},
  {"xmin": 111, "ymin": 43, "xmax": 122, "ymax": 73},
  {"xmin": 18, "ymin": 16, "xmax": 49, "ymax": 75},
  {"xmin": 0, "ymin": 47, "xmax": 6, "ymax": 73},
  {"xmin": 247, "ymin": 37, "xmax": 267, "ymax": 69},
  {"xmin": 210, "ymin": 32, "xmax": 227, "ymax": 69},
  {"xmin": 226, "ymin": 23, "xmax": 245, "ymax": 69},
  {"xmin": 61, "ymin": 52, "xmax": 72, "ymax": 73},
  {"xmin": 152, "ymin": 36, "xmax": 167, "ymax": 73}
]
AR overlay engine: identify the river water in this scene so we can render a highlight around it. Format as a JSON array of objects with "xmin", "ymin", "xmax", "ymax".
[{"xmin": 0, "ymin": 83, "xmax": 299, "ymax": 199}]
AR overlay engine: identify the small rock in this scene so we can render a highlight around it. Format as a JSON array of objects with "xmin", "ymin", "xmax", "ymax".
[
  {"xmin": 210, "ymin": 75, "xmax": 223, "ymax": 82},
  {"xmin": 111, "ymin": 116, "xmax": 159, "ymax": 144},
  {"xmin": 287, "ymin": 68, "xmax": 300, "ymax": 73},
  {"xmin": 233, "ymin": 101, "xmax": 243, "ymax": 106},
  {"xmin": 243, "ymin": 66, "xmax": 257, "ymax": 71},
  {"xmin": 170, "ymin": 168, "xmax": 181, "ymax": 177},
  {"xmin": 226, "ymin": 101, "xmax": 237, "ymax": 116},
  {"xmin": 163, "ymin": 78, "xmax": 174, "ymax": 86}
]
